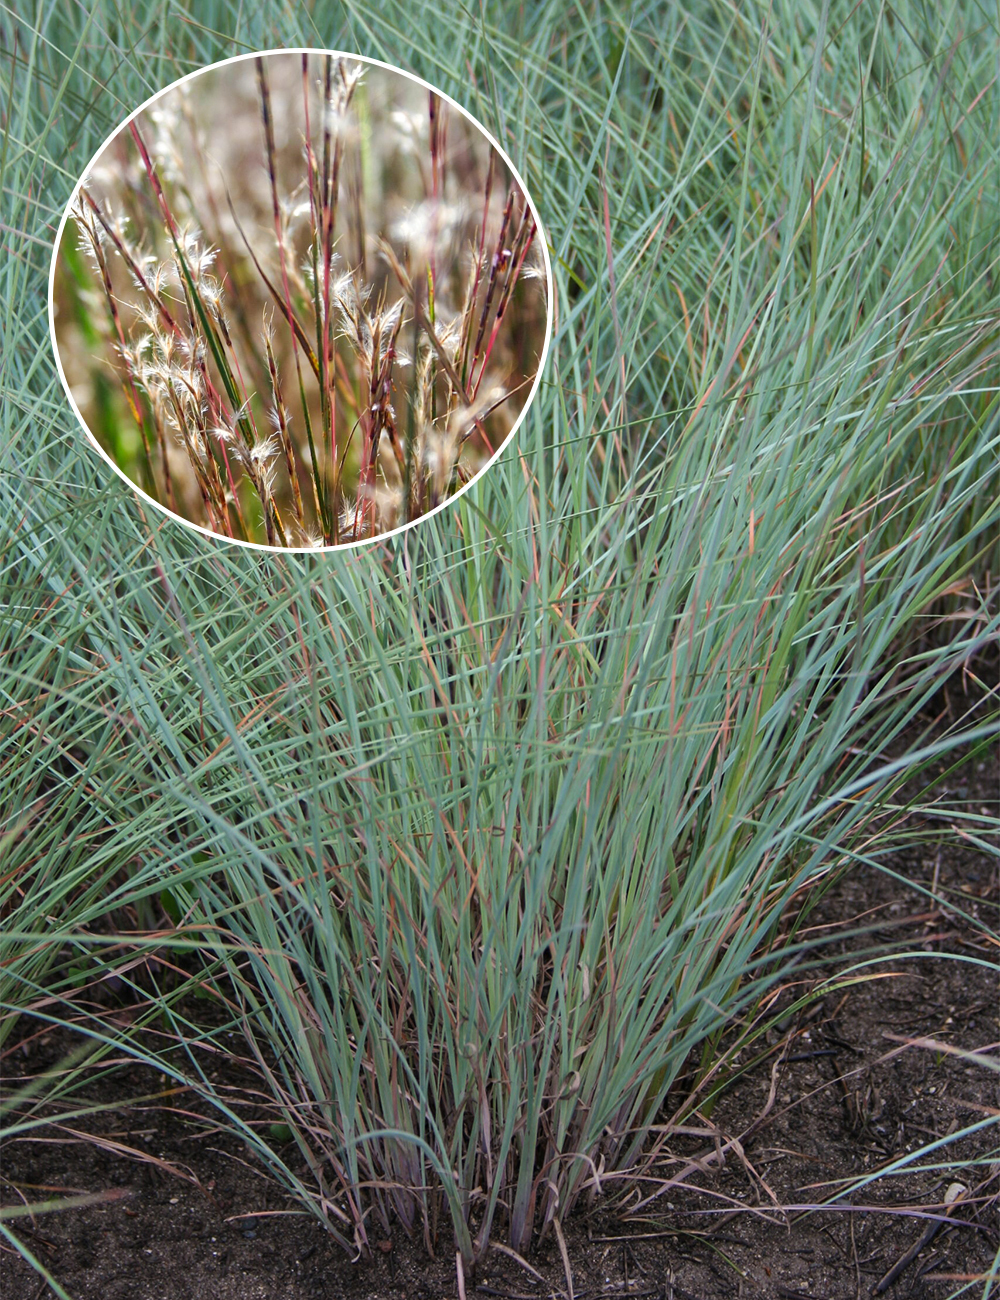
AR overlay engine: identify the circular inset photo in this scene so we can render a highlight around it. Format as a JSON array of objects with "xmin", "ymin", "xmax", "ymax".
[{"xmin": 50, "ymin": 50, "xmax": 551, "ymax": 550}]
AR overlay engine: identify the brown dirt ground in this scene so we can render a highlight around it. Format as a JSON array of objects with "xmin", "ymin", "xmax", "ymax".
[{"xmin": 3, "ymin": 713, "xmax": 997, "ymax": 1300}]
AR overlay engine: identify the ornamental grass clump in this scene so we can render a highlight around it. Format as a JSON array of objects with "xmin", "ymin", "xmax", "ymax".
[
  {"xmin": 54, "ymin": 52, "xmax": 548, "ymax": 548},
  {"xmin": 8, "ymin": 0, "xmax": 998, "ymax": 1292}
]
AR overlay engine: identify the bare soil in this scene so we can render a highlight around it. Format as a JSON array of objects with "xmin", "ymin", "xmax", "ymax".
[{"xmin": 3, "ymin": 720, "xmax": 997, "ymax": 1300}]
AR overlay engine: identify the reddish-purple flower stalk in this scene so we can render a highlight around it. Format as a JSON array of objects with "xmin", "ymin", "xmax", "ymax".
[{"xmin": 472, "ymin": 208, "xmax": 536, "ymax": 401}]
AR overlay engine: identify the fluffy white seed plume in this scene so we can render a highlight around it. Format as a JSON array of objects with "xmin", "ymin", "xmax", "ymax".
[
  {"xmin": 249, "ymin": 433, "xmax": 280, "ymax": 467},
  {"xmin": 521, "ymin": 235, "xmax": 546, "ymax": 282},
  {"xmin": 197, "ymin": 275, "xmax": 226, "ymax": 319},
  {"xmin": 176, "ymin": 226, "xmax": 218, "ymax": 282},
  {"xmin": 421, "ymin": 422, "xmax": 462, "ymax": 499},
  {"xmin": 177, "ymin": 334, "xmax": 207, "ymax": 367},
  {"xmin": 280, "ymin": 182, "xmax": 312, "ymax": 232},
  {"xmin": 448, "ymin": 382, "xmax": 507, "ymax": 437},
  {"xmin": 390, "ymin": 109, "xmax": 427, "ymax": 143},
  {"xmin": 324, "ymin": 58, "xmax": 364, "ymax": 134},
  {"xmin": 70, "ymin": 194, "xmax": 106, "ymax": 267},
  {"xmin": 210, "ymin": 422, "xmax": 237, "ymax": 449},
  {"xmin": 391, "ymin": 200, "xmax": 468, "ymax": 264},
  {"xmin": 377, "ymin": 300, "xmax": 404, "ymax": 361}
]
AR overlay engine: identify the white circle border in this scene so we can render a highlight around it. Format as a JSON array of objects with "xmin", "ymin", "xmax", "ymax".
[{"xmin": 47, "ymin": 46, "xmax": 555, "ymax": 555}]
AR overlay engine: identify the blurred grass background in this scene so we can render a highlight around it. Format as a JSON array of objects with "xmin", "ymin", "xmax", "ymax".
[{"xmin": 2, "ymin": 0, "xmax": 998, "ymax": 1293}]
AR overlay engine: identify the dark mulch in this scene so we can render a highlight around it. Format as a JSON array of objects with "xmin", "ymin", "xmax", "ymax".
[{"xmin": 3, "ymin": 724, "xmax": 996, "ymax": 1300}]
